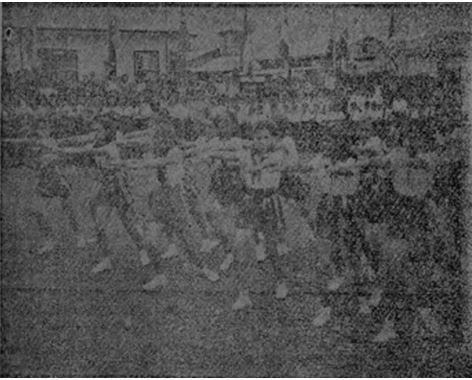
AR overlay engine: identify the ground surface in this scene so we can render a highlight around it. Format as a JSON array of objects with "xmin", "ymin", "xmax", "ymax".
[{"xmin": 1, "ymin": 168, "xmax": 470, "ymax": 377}]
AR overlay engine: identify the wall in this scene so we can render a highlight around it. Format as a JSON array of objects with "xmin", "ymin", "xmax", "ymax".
[
  {"xmin": 3, "ymin": 27, "xmax": 171, "ymax": 80},
  {"xmin": 37, "ymin": 28, "xmax": 108, "ymax": 79},
  {"xmin": 3, "ymin": 4, "xmax": 177, "ymax": 79},
  {"xmin": 3, "ymin": 27, "xmax": 31, "ymax": 72},
  {"xmin": 5, "ymin": 4, "xmax": 470, "ymax": 67},
  {"xmin": 116, "ymin": 32, "xmax": 168, "ymax": 79}
]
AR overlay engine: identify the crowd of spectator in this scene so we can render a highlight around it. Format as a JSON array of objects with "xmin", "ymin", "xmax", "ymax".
[{"xmin": 2, "ymin": 66, "xmax": 467, "ymax": 148}]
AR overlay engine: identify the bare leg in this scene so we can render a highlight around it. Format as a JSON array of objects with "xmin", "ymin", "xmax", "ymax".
[
  {"xmin": 26, "ymin": 194, "xmax": 57, "ymax": 254},
  {"xmin": 61, "ymin": 195, "xmax": 79, "ymax": 234},
  {"xmin": 89, "ymin": 193, "xmax": 114, "ymax": 273}
]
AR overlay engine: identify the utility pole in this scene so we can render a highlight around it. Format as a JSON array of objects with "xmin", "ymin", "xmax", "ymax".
[
  {"xmin": 331, "ymin": 6, "xmax": 337, "ymax": 70},
  {"xmin": 388, "ymin": 6, "xmax": 395, "ymax": 39},
  {"xmin": 178, "ymin": 6, "xmax": 190, "ymax": 73},
  {"xmin": 105, "ymin": 5, "xmax": 117, "ymax": 79},
  {"xmin": 163, "ymin": 5, "xmax": 169, "ymax": 74},
  {"xmin": 26, "ymin": 3, "xmax": 38, "ymax": 69},
  {"xmin": 239, "ymin": 7, "xmax": 247, "ymax": 73},
  {"xmin": 279, "ymin": 6, "xmax": 291, "ymax": 79}
]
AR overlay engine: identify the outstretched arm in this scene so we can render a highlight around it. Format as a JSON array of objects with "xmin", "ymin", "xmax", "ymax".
[
  {"xmin": 117, "ymin": 129, "xmax": 154, "ymax": 143},
  {"xmin": 118, "ymin": 156, "xmax": 175, "ymax": 169},
  {"xmin": 54, "ymin": 144, "xmax": 106, "ymax": 155},
  {"xmin": 206, "ymin": 149, "xmax": 243, "ymax": 162},
  {"xmin": 3, "ymin": 133, "xmax": 97, "ymax": 147},
  {"xmin": 3, "ymin": 137, "xmax": 57, "ymax": 148},
  {"xmin": 57, "ymin": 132, "xmax": 97, "ymax": 146}
]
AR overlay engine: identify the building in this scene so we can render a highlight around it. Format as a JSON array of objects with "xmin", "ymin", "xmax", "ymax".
[
  {"xmin": 388, "ymin": 30, "xmax": 470, "ymax": 78},
  {"xmin": 218, "ymin": 29, "xmax": 245, "ymax": 57},
  {"xmin": 187, "ymin": 28, "xmax": 243, "ymax": 73},
  {"xmin": 2, "ymin": 4, "xmax": 197, "ymax": 81},
  {"xmin": 347, "ymin": 36, "xmax": 392, "ymax": 75},
  {"xmin": 376, "ymin": 30, "xmax": 471, "ymax": 78}
]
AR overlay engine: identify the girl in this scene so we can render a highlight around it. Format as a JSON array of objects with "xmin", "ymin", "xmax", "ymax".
[
  {"xmin": 6, "ymin": 133, "xmax": 84, "ymax": 254},
  {"xmin": 54, "ymin": 123, "xmax": 151, "ymax": 281},
  {"xmin": 210, "ymin": 121, "xmax": 299, "ymax": 309},
  {"xmin": 125, "ymin": 128, "xmax": 222, "ymax": 289}
]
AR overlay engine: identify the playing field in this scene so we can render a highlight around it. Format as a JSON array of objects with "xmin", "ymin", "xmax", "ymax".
[{"xmin": 1, "ymin": 168, "xmax": 469, "ymax": 377}]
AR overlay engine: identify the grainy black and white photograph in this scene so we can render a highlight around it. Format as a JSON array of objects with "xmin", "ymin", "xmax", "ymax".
[{"xmin": 1, "ymin": 2, "xmax": 471, "ymax": 377}]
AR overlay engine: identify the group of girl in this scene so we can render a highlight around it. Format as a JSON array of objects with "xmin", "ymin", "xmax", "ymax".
[{"xmin": 4, "ymin": 111, "xmax": 466, "ymax": 343}]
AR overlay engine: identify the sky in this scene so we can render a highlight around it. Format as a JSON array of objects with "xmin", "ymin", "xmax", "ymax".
[{"xmin": 5, "ymin": 4, "xmax": 471, "ymax": 59}]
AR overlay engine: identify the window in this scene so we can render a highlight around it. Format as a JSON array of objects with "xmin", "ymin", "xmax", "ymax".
[
  {"xmin": 38, "ymin": 48, "xmax": 78, "ymax": 83},
  {"xmin": 134, "ymin": 50, "xmax": 160, "ymax": 80}
]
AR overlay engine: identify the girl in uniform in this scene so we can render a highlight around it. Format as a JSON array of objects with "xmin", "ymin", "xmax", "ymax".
[
  {"xmin": 54, "ymin": 122, "xmax": 151, "ymax": 282},
  {"xmin": 210, "ymin": 121, "xmax": 299, "ymax": 309},
  {"xmin": 126, "ymin": 127, "xmax": 222, "ymax": 289},
  {"xmin": 8, "ymin": 133, "xmax": 82, "ymax": 255}
]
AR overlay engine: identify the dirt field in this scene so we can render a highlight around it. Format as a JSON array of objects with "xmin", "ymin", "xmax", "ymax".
[{"xmin": 1, "ymin": 168, "xmax": 470, "ymax": 377}]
